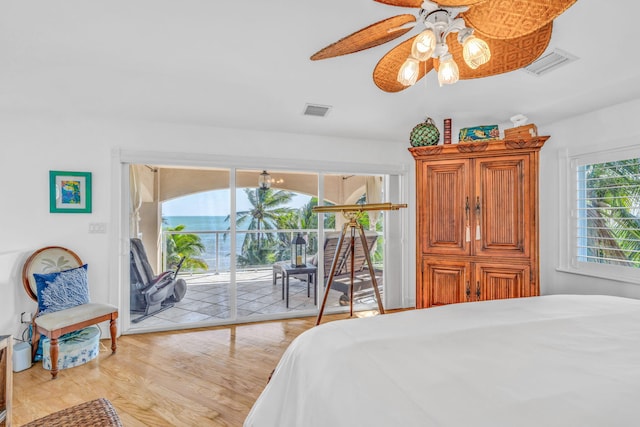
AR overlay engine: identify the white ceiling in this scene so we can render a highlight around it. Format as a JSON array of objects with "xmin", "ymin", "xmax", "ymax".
[{"xmin": 1, "ymin": 1, "xmax": 639, "ymax": 143}]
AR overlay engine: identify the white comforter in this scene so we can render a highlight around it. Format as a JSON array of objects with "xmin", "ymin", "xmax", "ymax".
[{"xmin": 245, "ymin": 295, "xmax": 640, "ymax": 426}]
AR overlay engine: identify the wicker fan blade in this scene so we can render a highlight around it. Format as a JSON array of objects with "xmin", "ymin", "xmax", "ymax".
[
  {"xmin": 373, "ymin": 0, "xmax": 423, "ymax": 7},
  {"xmin": 463, "ymin": 0, "xmax": 576, "ymax": 39},
  {"xmin": 445, "ymin": 22, "xmax": 552, "ymax": 80},
  {"xmin": 374, "ymin": 0, "xmax": 486, "ymax": 7},
  {"xmin": 373, "ymin": 36, "xmax": 434, "ymax": 93},
  {"xmin": 435, "ymin": 0, "xmax": 487, "ymax": 6},
  {"xmin": 310, "ymin": 15, "xmax": 416, "ymax": 60}
]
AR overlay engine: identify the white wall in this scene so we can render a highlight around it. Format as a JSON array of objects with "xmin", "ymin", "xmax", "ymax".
[
  {"xmin": 7, "ymin": 96, "xmax": 637, "ymax": 339},
  {"xmin": 0, "ymin": 114, "xmax": 412, "ymax": 339},
  {"xmin": 540, "ymin": 98, "xmax": 640, "ymax": 298}
]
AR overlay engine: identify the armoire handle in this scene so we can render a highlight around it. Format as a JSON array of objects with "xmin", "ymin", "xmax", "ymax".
[
  {"xmin": 465, "ymin": 197, "xmax": 471, "ymax": 242},
  {"xmin": 475, "ymin": 196, "xmax": 481, "ymax": 240}
]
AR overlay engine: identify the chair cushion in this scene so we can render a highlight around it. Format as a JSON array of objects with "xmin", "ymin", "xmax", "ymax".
[
  {"xmin": 35, "ymin": 303, "xmax": 118, "ymax": 331},
  {"xmin": 33, "ymin": 264, "xmax": 90, "ymax": 314}
]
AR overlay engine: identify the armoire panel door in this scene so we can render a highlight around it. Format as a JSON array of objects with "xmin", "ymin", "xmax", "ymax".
[
  {"xmin": 421, "ymin": 258, "xmax": 470, "ymax": 307},
  {"xmin": 474, "ymin": 155, "xmax": 531, "ymax": 258},
  {"xmin": 474, "ymin": 262, "xmax": 530, "ymax": 302},
  {"xmin": 421, "ymin": 159, "xmax": 470, "ymax": 256}
]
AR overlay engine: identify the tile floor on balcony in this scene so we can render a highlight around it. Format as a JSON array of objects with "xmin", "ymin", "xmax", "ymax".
[{"xmin": 128, "ymin": 268, "xmax": 383, "ymax": 331}]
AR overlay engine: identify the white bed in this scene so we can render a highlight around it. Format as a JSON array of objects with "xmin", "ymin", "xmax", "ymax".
[{"xmin": 245, "ymin": 295, "xmax": 640, "ymax": 426}]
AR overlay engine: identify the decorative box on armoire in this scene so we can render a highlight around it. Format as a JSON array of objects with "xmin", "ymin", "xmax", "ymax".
[{"xmin": 409, "ymin": 136, "xmax": 548, "ymax": 308}]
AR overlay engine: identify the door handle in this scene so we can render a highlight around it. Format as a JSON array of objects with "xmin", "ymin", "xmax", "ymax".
[
  {"xmin": 475, "ymin": 196, "xmax": 481, "ymax": 240},
  {"xmin": 476, "ymin": 282, "xmax": 481, "ymax": 299},
  {"xmin": 466, "ymin": 282, "xmax": 471, "ymax": 301},
  {"xmin": 465, "ymin": 197, "xmax": 471, "ymax": 242}
]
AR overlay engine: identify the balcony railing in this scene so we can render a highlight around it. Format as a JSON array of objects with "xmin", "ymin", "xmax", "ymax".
[{"xmin": 161, "ymin": 228, "xmax": 322, "ymax": 274}]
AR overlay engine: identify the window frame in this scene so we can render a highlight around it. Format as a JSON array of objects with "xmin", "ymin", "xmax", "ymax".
[
  {"xmin": 114, "ymin": 149, "xmax": 411, "ymax": 332},
  {"xmin": 558, "ymin": 143, "xmax": 640, "ymax": 284}
]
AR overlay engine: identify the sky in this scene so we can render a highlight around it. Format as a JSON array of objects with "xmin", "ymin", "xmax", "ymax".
[{"xmin": 162, "ymin": 189, "xmax": 312, "ymax": 216}]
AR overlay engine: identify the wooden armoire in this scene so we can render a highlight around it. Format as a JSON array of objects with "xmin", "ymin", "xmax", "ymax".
[{"xmin": 409, "ymin": 136, "xmax": 548, "ymax": 308}]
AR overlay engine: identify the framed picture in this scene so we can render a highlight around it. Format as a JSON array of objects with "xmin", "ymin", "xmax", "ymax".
[{"xmin": 49, "ymin": 171, "xmax": 92, "ymax": 213}]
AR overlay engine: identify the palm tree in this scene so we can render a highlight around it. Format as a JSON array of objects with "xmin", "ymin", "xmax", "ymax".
[
  {"xmin": 292, "ymin": 197, "xmax": 336, "ymax": 256},
  {"xmin": 583, "ymin": 159, "xmax": 640, "ymax": 267},
  {"xmin": 165, "ymin": 224, "xmax": 208, "ymax": 272},
  {"xmin": 233, "ymin": 188, "xmax": 295, "ymax": 266},
  {"xmin": 298, "ymin": 197, "xmax": 335, "ymax": 230}
]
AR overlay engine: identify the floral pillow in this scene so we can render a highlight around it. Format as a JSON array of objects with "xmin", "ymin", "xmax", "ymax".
[{"xmin": 33, "ymin": 264, "xmax": 90, "ymax": 315}]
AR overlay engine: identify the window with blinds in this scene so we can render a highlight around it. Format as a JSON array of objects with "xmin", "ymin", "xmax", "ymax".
[{"xmin": 576, "ymin": 158, "xmax": 640, "ymax": 268}]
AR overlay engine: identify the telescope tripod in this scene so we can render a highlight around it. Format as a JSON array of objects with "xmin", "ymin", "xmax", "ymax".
[{"xmin": 316, "ymin": 214, "xmax": 385, "ymax": 326}]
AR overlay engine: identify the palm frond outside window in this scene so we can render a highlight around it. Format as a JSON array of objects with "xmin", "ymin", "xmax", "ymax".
[{"xmin": 576, "ymin": 158, "xmax": 640, "ymax": 268}]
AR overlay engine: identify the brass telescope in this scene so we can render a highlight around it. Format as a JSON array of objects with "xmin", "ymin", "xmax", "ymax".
[
  {"xmin": 312, "ymin": 202, "xmax": 407, "ymax": 213},
  {"xmin": 313, "ymin": 202, "xmax": 407, "ymax": 325}
]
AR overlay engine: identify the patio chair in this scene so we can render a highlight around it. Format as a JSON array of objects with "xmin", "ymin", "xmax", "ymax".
[
  {"xmin": 129, "ymin": 238, "xmax": 187, "ymax": 323},
  {"xmin": 314, "ymin": 230, "xmax": 379, "ymax": 303}
]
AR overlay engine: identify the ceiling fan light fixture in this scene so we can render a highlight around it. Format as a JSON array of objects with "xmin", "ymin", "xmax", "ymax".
[
  {"xmin": 309, "ymin": 0, "xmax": 577, "ymax": 93},
  {"xmin": 411, "ymin": 30, "xmax": 436, "ymax": 61},
  {"xmin": 397, "ymin": 57, "xmax": 420, "ymax": 86},
  {"xmin": 461, "ymin": 35, "xmax": 491, "ymax": 69},
  {"xmin": 437, "ymin": 53, "xmax": 459, "ymax": 86}
]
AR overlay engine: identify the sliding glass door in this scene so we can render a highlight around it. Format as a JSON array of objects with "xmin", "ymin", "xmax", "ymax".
[
  {"xmin": 124, "ymin": 160, "xmax": 405, "ymax": 333},
  {"xmin": 234, "ymin": 169, "xmax": 320, "ymax": 317}
]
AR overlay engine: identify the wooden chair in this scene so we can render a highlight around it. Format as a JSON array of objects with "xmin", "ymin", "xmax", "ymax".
[
  {"xmin": 21, "ymin": 246, "xmax": 118, "ymax": 379},
  {"xmin": 313, "ymin": 230, "xmax": 379, "ymax": 297},
  {"xmin": 318, "ymin": 230, "xmax": 379, "ymax": 280}
]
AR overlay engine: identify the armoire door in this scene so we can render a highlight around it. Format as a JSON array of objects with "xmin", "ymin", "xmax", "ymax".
[
  {"xmin": 473, "ymin": 154, "xmax": 531, "ymax": 258},
  {"xmin": 473, "ymin": 262, "xmax": 530, "ymax": 302},
  {"xmin": 420, "ymin": 159, "xmax": 470, "ymax": 256},
  {"xmin": 420, "ymin": 258, "xmax": 470, "ymax": 307}
]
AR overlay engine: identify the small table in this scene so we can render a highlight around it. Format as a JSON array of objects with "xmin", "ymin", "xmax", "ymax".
[{"xmin": 272, "ymin": 262, "xmax": 317, "ymax": 308}]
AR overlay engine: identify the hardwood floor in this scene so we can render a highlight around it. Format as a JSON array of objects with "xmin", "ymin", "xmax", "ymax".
[{"xmin": 12, "ymin": 312, "xmax": 360, "ymax": 426}]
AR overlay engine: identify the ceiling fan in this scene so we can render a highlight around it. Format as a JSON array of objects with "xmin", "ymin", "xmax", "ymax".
[{"xmin": 310, "ymin": 0, "xmax": 577, "ymax": 92}]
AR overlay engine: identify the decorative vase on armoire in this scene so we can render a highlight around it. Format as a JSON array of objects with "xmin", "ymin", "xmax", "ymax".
[{"xmin": 410, "ymin": 117, "xmax": 440, "ymax": 147}]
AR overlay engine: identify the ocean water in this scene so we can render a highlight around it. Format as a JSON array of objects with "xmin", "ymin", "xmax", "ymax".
[
  {"xmin": 163, "ymin": 215, "xmax": 241, "ymax": 271},
  {"xmin": 163, "ymin": 216, "xmax": 319, "ymax": 272},
  {"xmin": 164, "ymin": 215, "xmax": 230, "ymax": 232}
]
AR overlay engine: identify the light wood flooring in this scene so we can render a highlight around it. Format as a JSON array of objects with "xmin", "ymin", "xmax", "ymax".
[{"xmin": 12, "ymin": 312, "xmax": 370, "ymax": 426}]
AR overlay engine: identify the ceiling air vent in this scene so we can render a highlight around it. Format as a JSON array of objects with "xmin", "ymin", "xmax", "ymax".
[
  {"xmin": 523, "ymin": 48, "xmax": 578, "ymax": 76},
  {"xmin": 303, "ymin": 103, "xmax": 331, "ymax": 117}
]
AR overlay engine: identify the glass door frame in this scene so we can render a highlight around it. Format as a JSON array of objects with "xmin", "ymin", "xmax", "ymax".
[{"xmin": 114, "ymin": 150, "xmax": 410, "ymax": 334}]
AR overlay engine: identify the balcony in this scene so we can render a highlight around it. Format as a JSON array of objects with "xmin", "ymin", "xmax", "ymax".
[{"xmin": 129, "ymin": 228, "xmax": 384, "ymax": 331}]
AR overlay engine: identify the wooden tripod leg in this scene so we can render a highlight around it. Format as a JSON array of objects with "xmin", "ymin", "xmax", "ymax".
[
  {"xmin": 356, "ymin": 224, "xmax": 385, "ymax": 314},
  {"xmin": 316, "ymin": 223, "xmax": 349, "ymax": 326},
  {"xmin": 349, "ymin": 225, "xmax": 356, "ymax": 318}
]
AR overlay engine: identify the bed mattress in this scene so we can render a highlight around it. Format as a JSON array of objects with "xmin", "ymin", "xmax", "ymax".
[{"xmin": 245, "ymin": 295, "xmax": 640, "ymax": 426}]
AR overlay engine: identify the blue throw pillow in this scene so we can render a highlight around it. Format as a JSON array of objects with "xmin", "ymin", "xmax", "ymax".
[{"xmin": 33, "ymin": 264, "xmax": 90, "ymax": 314}]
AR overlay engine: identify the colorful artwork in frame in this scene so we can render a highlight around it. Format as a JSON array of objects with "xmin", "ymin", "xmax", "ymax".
[
  {"xmin": 49, "ymin": 171, "xmax": 92, "ymax": 213},
  {"xmin": 459, "ymin": 125, "xmax": 500, "ymax": 142}
]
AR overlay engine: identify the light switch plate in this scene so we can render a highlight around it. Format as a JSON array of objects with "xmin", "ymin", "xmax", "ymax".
[{"xmin": 89, "ymin": 222, "xmax": 107, "ymax": 234}]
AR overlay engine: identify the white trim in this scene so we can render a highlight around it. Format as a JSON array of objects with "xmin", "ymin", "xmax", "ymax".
[
  {"xmin": 229, "ymin": 168, "xmax": 238, "ymax": 319},
  {"xmin": 118, "ymin": 149, "xmax": 407, "ymax": 176},
  {"xmin": 557, "ymin": 140, "xmax": 640, "ymax": 285},
  {"xmin": 556, "ymin": 266, "xmax": 640, "ymax": 285}
]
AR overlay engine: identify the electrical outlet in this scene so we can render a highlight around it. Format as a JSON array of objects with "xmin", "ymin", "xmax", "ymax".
[
  {"xmin": 89, "ymin": 222, "xmax": 107, "ymax": 234},
  {"xmin": 20, "ymin": 312, "xmax": 31, "ymax": 323}
]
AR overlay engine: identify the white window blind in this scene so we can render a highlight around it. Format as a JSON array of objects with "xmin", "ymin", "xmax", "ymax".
[{"xmin": 575, "ymin": 158, "xmax": 640, "ymax": 268}]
